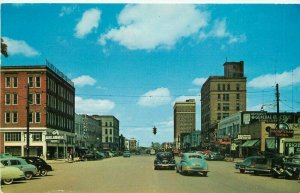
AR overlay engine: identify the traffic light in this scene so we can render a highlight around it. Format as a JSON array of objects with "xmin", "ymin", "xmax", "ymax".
[{"xmin": 153, "ymin": 126, "xmax": 157, "ymax": 135}]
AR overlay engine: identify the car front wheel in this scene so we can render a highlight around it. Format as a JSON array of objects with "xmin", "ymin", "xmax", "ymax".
[
  {"xmin": 24, "ymin": 172, "xmax": 33, "ymax": 180},
  {"xmin": 3, "ymin": 179, "xmax": 14, "ymax": 185},
  {"xmin": 240, "ymin": 169, "xmax": 245, "ymax": 173}
]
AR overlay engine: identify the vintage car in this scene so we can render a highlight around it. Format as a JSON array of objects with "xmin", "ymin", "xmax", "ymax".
[
  {"xmin": 21, "ymin": 156, "xmax": 53, "ymax": 176},
  {"xmin": 283, "ymin": 155, "xmax": 300, "ymax": 180},
  {"xmin": 0, "ymin": 157, "xmax": 38, "ymax": 180},
  {"xmin": 206, "ymin": 152, "xmax": 225, "ymax": 161},
  {"xmin": 123, "ymin": 151, "xmax": 131, "ymax": 158},
  {"xmin": 245, "ymin": 155, "xmax": 285, "ymax": 176},
  {"xmin": 154, "ymin": 152, "xmax": 175, "ymax": 170},
  {"xmin": 176, "ymin": 153, "xmax": 209, "ymax": 176},
  {"xmin": 235, "ymin": 156, "xmax": 264, "ymax": 173},
  {"xmin": 0, "ymin": 162, "xmax": 25, "ymax": 185}
]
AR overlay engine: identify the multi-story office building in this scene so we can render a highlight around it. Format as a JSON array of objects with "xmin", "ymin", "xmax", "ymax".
[
  {"xmin": 128, "ymin": 138, "xmax": 138, "ymax": 151},
  {"xmin": 0, "ymin": 63, "xmax": 75, "ymax": 159},
  {"xmin": 201, "ymin": 61, "xmax": 246, "ymax": 147},
  {"xmin": 91, "ymin": 115, "xmax": 119, "ymax": 151},
  {"xmin": 76, "ymin": 114, "xmax": 101, "ymax": 150},
  {"xmin": 174, "ymin": 99, "xmax": 196, "ymax": 149}
]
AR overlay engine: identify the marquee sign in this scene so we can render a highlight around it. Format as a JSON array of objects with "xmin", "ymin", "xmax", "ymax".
[{"xmin": 269, "ymin": 129, "xmax": 294, "ymax": 138}]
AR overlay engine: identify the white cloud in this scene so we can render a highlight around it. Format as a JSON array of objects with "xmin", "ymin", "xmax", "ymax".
[
  {"xmin": 75, "ymin": 96, "xmax": 115, "ymax": 114},
  {"xmin": 75, "ymin": 8, "xmax": 101, "ymax": 38},
  {"xmin": 199, "ymin": 18, "xmax": 246, "ymax": 45},
  {"xmin": 192, "ymin": 77, "xmax": 207, "ymax": 86},
  {"xmin": 59, "ymin": 5, "xmax": 77, "ymax": 17},
  {"xmin": 138, "ymin": 87, "xmax": 172, "ymax": 107},
  {"xmin": 2, "ymin": 37, "xmax": 39, "ymax": 57},
  {"xmin": 72, "ymin": 75, "xmax": 96, "ymax": 87},
  {"xmin": 248, "ymin": 66, "xmax": 300, "ymax": 89},
  {"xmin": 99, "ymin": 4, "xmax": 208, "ymax": 50}
]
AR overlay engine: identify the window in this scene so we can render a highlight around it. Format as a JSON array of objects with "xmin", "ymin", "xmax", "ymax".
[
  {"xmin": 5, "ymin": 77, "xmax": 11, "ymax": 87},
  {"xmin": 223, "ymin": 103, "xmax": 229, "ymax": 111},
  {"xmin": 12, "ymin": 112, "xmax": 18, "ymax": 123},
  {"xmin": 217, "ymin": 84, "xmax": 221, "ymax": 91},
  {"xmin": 5, "ymin": 93, "xmax": 11, "ymax": 105},
  {"xmin": 10, "ymin": 160, "xmax": 21, "ymax": 166},
  {"xmin": 4, "ymin": 132, "xmax": 21, "ymax": 141},
  {"xmin": 236, "ymin": 83, "xmax": 240, "ymax": 91},
  {"xmin": 32, "ymin": 132, "xmax": 42, "ymax": 141},
  {"xmin": 236, "ymin": 103, "xmax": 240, "ymax": 111},
  {"xmin": 105, "ymin": 129, "xmax": 108, "ymax": 134},
  {"xmin": 217, "ymin": 103, "xmax": 221, "ymax": 110},
  {"xmin": 13, "ymin": 77, "xmax": 18, "ymax": 88},
  {"xmin": 29, "ymin": 93, "xmax": 33, "ymax": 104},
  {"xmin": 236, "ymin": 93, "xmax": 240, "ymax": 100},
  {"xmin": 222, "ymin": 84, "xmax": 226, "ymax": 91},
  {"xmin": 223, "ymin": 94, "xmax": 229, "ymax": 101},
  {"xmin": 227, "ymin": 84, "xmax": 230, "ymax": 90},
  {"xmin": 217, "ymin": 113, "xmax": 222, "ymax": 120},
  {"xmin": 35, "ymin": 112, "xmax": 41, "ymax": 123},
  {"xmin": 28, "ymin": 77, "xmax": 34, "ymax": 88},
  {"xmin": 36, "ymin": 93, "xmax": 41, "ymax": 105},
  {"xmin": 110, "ymin": 129, "xmax": 112, "ymax": 135},
  {"xmin": 110, "ymin": 122, "xmax": 112, "ymax": 126},
  {"xmin": 218, "ymin": 94, "xmax": 221, "ymax": 100},
  {"xmin": 223, "ymin": 113, "xmax": 229, "ymax": 118},
  {"xmin": 13, "ymin": 94, "xmax": 18, "ymax": 105},
  {"xmin": 35, "ymin": 77, "xmax": 41, "ymax": 88},
  {"xmin": 5, "ymin": 112, "xmax": 10, "ymax": 123},
  {"xmin": 29, "ymin": 112, "xmax": 33, "ymax": 123}
]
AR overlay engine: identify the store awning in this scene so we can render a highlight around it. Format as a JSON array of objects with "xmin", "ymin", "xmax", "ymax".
[
  {"xmin": 241, "ymin": 139, "xmax": 260, "ymax": 147},
  {"xmin": 266, "ymin": 138, "xmax": 276, "ymax": 149}
]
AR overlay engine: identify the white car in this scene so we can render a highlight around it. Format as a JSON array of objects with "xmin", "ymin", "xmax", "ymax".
[{"xmin": 0, "ymin": 162, "xmax": 25, "ymax": 185}]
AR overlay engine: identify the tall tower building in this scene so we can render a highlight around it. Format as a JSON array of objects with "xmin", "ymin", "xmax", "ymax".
[
  {"xmin": 174, "ymin": 99, "xmax": 196, "ymax": 149},
  {"xmin": 201, "ymin": 61, "xmax": 247, "ymax": 147}
]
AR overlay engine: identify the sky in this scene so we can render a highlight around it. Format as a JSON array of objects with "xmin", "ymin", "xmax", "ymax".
[{"xmin": 1, "ymin": 3, "xmax": 300, "ymax": 147}]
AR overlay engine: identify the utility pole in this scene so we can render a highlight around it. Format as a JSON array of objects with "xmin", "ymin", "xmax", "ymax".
[
  {"xmin": 26, "ymin": 81, "xmax": 30, "ymax": 158},
  {"xmin": 276, "ymin": 83, "xmax": 280, "ymax": 154}
]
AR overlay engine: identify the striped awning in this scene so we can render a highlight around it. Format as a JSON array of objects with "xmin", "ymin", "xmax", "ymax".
[{"xmin": 241, "ymin": 139, "xmax": 260, "ymax": 147}]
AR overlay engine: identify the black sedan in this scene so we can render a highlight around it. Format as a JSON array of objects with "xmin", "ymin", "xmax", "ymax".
[
  {"xmin": 21, "ymin": 156, "xmax": 52, "ymax": 176},
  {"xmin": 154, "ymin": 152, "xmax": 175, "ymax": 170}
]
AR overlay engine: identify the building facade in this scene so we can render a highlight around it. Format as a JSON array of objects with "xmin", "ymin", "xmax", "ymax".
[
  {"xmin": 174, "ymin": 99, "xmax": 196, "ymax": 149},
  {"xmin": 182, "ymin": 130, "xmax": 202, "ymax": 150},
  {"xmin": 0, "ymin": 63, "xmax": 75, "ymax": 159},
  {"xmin": 201, "ymin": 61, "xmax": 247, "ymax": 147},
  {"xmin": 91, "ymin": 115, "xmax": 119, "ymax": 151}
]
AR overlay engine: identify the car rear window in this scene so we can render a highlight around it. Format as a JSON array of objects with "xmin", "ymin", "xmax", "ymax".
[{"xmin": 188, "ymin": 155, "xmax": 202, "ymax": 159}]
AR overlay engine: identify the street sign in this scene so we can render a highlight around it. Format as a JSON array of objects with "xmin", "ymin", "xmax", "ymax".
[
  {"xmin": 269, "ymin": 129, "xmax": 294, "ymax": 138},
  {"xmin": 45, "ymin": 135, "xmax": 64, "ymax": 140},
  {"xmin": 238, "ymin": 135, "xmax": 251, "ymax": 140}
]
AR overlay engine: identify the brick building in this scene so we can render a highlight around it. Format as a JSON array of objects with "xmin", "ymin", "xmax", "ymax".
[{"xmin": 0, "ymin": 63, "xmax": 75, "ymax": 159}]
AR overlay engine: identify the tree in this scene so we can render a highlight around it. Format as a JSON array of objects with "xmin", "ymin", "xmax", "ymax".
[{"xmin": 1, "ymin": 38, "xmax": 8, "ymax": 57}]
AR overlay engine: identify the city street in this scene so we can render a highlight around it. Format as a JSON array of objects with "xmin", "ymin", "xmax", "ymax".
[{"xmin": 1, "ymin": 155, "xmax": 299, "ymax": 193}]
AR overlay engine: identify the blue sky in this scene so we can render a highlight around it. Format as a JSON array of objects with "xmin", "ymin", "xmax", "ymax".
[{"xmin": 1, "ymin": 3, "xmax": 300, "ymax": 146}]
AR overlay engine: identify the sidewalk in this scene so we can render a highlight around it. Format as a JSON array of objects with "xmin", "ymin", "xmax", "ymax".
[
  {"xmin": 47, "ymin": 157, "xmax": 81, "ymax": 164},
  {"xmin": 224, "ymin": 157, "xmax": 244, "ymax": 163}
]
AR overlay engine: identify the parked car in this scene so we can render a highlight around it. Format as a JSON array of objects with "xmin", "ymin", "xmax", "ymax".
[
  {"xmin": 154, "ymin": 152, "xmax": 175, "ymax": 170},
  {"xmin": 20, "ymin": 156, "xmax": 53, "ymax": 176},
  {"xmin": 0, "ymin": 157, "xmax": 38, "ymax": 180},
  {"xmin": 206, "ymin": 152, "xmax": 225, "ymax": 161},
  {"xmin": 176, "ymin": 153, "xmax": 209, "ymax": 176},
  {"xmin": 283, "ymin": 155, "xmax": 300, "ymax": 180},
  {"xmin": 0, "ymin": 162, "xmax": 25, "ymax": 185},
  {"xmin": 85, "ymin": 151, "xmax": 105, "ymax": 161},
  {"xmin": 150, "ymin": 149, "xmax": 156, "ymax": 155},
  {"xmin": 235, "ymin": 156, "xmax": 264, "ymax": 173},
  {"xmin": 123, "ymin": 151, "xmax": 131, "ymax": 158},
  {"xmin": 245, "ymin": 155, "xmax": 285, "ymax": 176}
]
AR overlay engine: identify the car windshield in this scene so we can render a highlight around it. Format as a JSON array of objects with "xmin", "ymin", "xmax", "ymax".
[{"xmin": 157, "ymin": 153, "xmax": 173, "ymax": 158}]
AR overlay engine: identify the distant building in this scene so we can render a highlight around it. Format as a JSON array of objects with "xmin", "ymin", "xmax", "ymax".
[
  {"xmin": 91, "ymin": 115, "xmax": 119, "ymax": 151},
  {"xmin": 174, "ymin": 99, "xmax": 196, "ymax": 149},
  {"xmin": 0, "ymin": 63, "xmax": 75, "ymax": 159},
  {"xmin": 182, "ymin": 130, "xmax": 202, "ymax": 150},
  {"xmin": 128, "ymin": 138, "xmax": 137, "ymax": 151},
  {"xmin": 201, "ymin": 61, "xmax": 247, "ymax": 147}
]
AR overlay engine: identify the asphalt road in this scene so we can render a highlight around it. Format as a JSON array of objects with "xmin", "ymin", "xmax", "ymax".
[{"xmin": 1, "ymin": 155, "xmax": 299, "ymax": 193}]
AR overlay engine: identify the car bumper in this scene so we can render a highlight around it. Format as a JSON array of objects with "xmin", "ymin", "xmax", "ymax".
[{"xmin": 155, "ymin": 163, "xmax": 175, "ymax": 168}]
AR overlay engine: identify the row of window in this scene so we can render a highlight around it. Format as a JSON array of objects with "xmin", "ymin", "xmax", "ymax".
[
  {"xmin": 217, "ymin": 83, "xmax": 241, "ymax": 91},
  {"xmin": 217, "ymin": 103, "xmax": 241, "ymax": 111},
  {"xmin": 47, "ymin": 94, "xmax": 74, "ymax": 115},
  {"xmin": 4, "ymin": 132, "xmax": 42, "ymax": 142},
  {"xmin": 4, "ymin": 112, "xmax": 41, "ymax": 124},
  {"xmin": 47, "ymin": 112, "xmax": 73, "ymax": 130},
  {"xmin": 5, "ymin": 76, "xmax": 41, "ymax": 88},
  {"xmin": 217, "ymin": 93, "xmax": 240, "ymax": 101},
  {"xmin": 47, "ymin": 77, "xmax": 74, "ymax": 103},
  {"xmin": 5, "ymin": 93, "xmax": 41, "ymax": 105}
]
